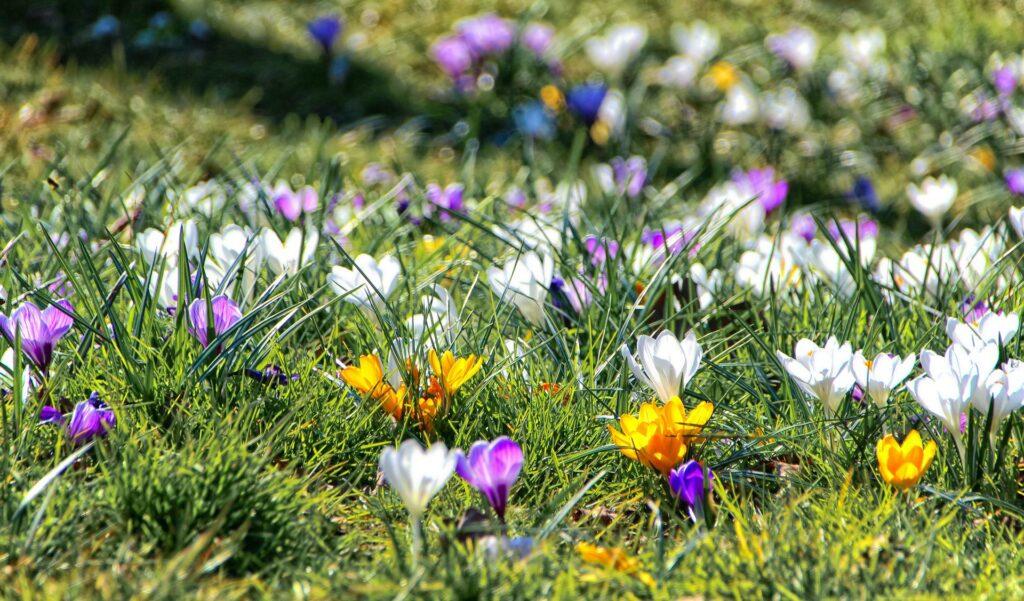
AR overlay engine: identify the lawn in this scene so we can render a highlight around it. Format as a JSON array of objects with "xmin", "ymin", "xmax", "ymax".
[{"xmin": 3, "ymin": 0, "xmax": 1024, "ymax": 599}]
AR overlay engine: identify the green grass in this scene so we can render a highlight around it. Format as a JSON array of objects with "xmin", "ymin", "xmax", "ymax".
[{"xmin": 3, "ymin": 0, "xmax": 1024, "ymax": 599}]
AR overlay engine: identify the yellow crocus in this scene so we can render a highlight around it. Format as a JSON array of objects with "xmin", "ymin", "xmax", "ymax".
[
  {"xmin": 576, "ymin": 542, "xmax": 655, "ymax": 589},
  {"xmin": 428, "ymin": 349, "xmax": 484, "ymax": 397},
  {"xmin": 607, "ymin": 397, "xmax": 714, "ymax": 474},
  {"xmin": 708, "ymin": 61, "xmax": 740, "ymax": 91},
  {"xmin": 339, "ymin": 354, "xmax": 405, "ymax": 420},
  {"xmin": 877, "ymin": 430, "xmax": 937, "ymax": 490}
]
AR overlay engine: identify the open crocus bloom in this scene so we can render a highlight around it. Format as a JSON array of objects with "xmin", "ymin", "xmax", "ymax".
[
  {"xmin": 620, "ymin": 330, "xmax": 703, "ymax": 404},
  {"xmin": 455, "ymin": 437, "xmax": 524, "ymax": 521},
  {"xmin": 981, "ymin": 360, "xmax": 1024, "ymax": 438},
  {"xmin": 327, "ymin": 254, "xmax": 401, "ymax": 313},
  {"xmin": 0, "ymin": 300, "xmax": 75, "ymax": 373},
  {"xmin": 188, "ymin": 295, "xmax": 242, "ymax": 348},
  {"xmin": 851, "ymin": 351, "xmax": 916, "ymax": 408},
  {"xmin": 776, "ymin": 337, "xmax": 855, "ymax": 415},
  {"xmin": 261, "ymin": 227, "xmax": 319, "ymax": 276},
  {"xmin": 876, "ymin": 430, "xmax": 936, "ymax": 490},
  {"xmin": 607, "ymin": 396, "xmax": 713, "ymax": 474},
  {"xmin": 945, "ymin": 312, "xmax": 1019, "ymax": 351},
  {"xmin": 487, "ymin": 252, "xmax": 554, "ymax": 327},
  {"xmin": 378, "ymin": 439, "xmax": 457, "ymax": 519},
  {"xmin": 40, "ymin": 392, "xmax": 116, "ymax": 445},
  {"xmin": 907, "ymin": 175, "xmax": 957, "ymax": 226}
]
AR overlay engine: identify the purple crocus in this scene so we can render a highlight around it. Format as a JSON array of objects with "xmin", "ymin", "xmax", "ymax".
[
  {"xmin": 455, "ymin": 436, "xmax": 524, "ymax": 522},
  {"xmin": 668, "ymin": 460, "xmax": 713, "ymax": 525},
  {"xmin": 733, "ymin": 167, "xmax": 788, "ymax": 214},
  {"xmin": 457, "ymin": 14, "xmax": 515, "ymax": 57},
  {"xmin": 188, "ymin": 295, "xmax": 242, "ymax": 348},
  {"xmin": 307, "ymin": 15, "xmax": 343, "ymax": 54},
  {"xmin": 566, "ymin": 84, "xmax": 607, "ymax": 125},
  {"xmin": 521, "ymin": 23, "xmax": 554, "ymax": 58},
  {"xmin": 826, "ymin": 216, "xmax": 879, "ymax": 242},
  {"xmin": 1005, "ymin": 169, "xmax": 1024, "ymax": 196},
  {"xmin": 790, "ymin": 214, "xmax": 817, "ymax": 242},
  {"xmin": 426, "ymin": 183, "xmax": 465, "ymax": 222},
  {"xmin": 0, "ymin": 300, "xmax": 75, "ymax": 373},
  {"xmin": 961, "ymin": 295, "xmax": 989, "ymax": 322},
  {"xmin": 610, "ymin": 156, "xmax": 647, "ymax": 198},
  {"xmin": 993, "ymin": 66, "xmax": 1017, "ymax": 96},
  {"xmin": 584, "ymin": 235, "xmax": 619, "ymax": 267},
  {"xmin": 847, "ymin": 176, "xmax": 881, "ymax": 212},
  {"xmin": 274, "ymin": 185, "xmax": 319, "ymax": 221},
  {"xmin": 40, "ymin": 392, "xmax": 116, "ymax": 444},
  {"xmin": 432, "ymin": 35, "xmax": 475, "ymax": 79}
]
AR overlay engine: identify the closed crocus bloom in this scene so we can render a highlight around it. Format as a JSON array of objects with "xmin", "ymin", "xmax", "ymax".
[
  {"xmin": 209, "ymin": 224, "xmax": 263, "ymax": 304},
  {"xmin": 877, "ymin": 430, "xmax": 936, "ymax": 491},
  {"xmin": 272, "ymin": 184, "xmax": 318, "ymax": 222},
  {"xmin": 327, "ymin": 254, "xmax": 401, "ymax": 312},
  {"xmin": 307, "ymin": 15, "xmax": 342, "ymax": 54},
  {"xmin": 379, "ymin": 439, "xmax": 457, "ymax": 520},
  {"xmin": 851, "ymin": 351, "xmax": 916, "ymax": 408},
  {"xmin": 455, "ymin": 437, "xmax": 524, "ymax": 521},
  {"xmin": 981, "ymin": 360, "xmax": 1024, "ymax": 437},
  {"xmin": 776, "ymin": 337, "xmax": 855, "ymax": 415},
  {"xmin": 907, "ymin": 176, "xmax": 957, "ymax": 227},
  {"xmin": 906, "ymin": 372, "xmax": 972, "ymax": 460},
  {"xmin": 0, "ymin": 300, "xmax": 75, "ymax": 373},
  {"xmin": 41, "ymin": 392, "xmax": 116, "ymax": 445},
  {"xmin": 921, "ymin": 342, "xmax": 998, "ymax": 411},
  {"xmin": 620, "ymin": 330, "xmax": 703, "ymax": 404},
  {"xmin": 188, "ymin": 295, "xmax": 242, "ymax": 348},
  {"xmin": 487, "ymin": 252, "xmax": 554, "ymax": 327},
  {"xmin": 670, "ymin": 21, "xmax": 719, "ymax": 66},
  {"xmin": 136, "ymin": 220, "xmax": 199, "ymax": 266},
  {"xmin": 946, "ymin": 313, "xmax": 1019, "ymax": 351},
  {"xmin": 261, "ymin": 227, "xmax": 318, "ymax": 276},
  {"xmin": 1006, "ymin": 170, "xmax": 1024, "ymax": 197},
  {"xmin": 668, "ymin": 460, "xmax": 713, "ymax": 524},
  {"xmin": 766, "ymin": 26, "xmax": 818, "ymax": 71},
  {"xmin": 585, "ymin": 24, "xmax": 646, "ymax": 77}
]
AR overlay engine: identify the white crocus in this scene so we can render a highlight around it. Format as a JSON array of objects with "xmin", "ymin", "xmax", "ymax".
[
  {"xmin": 209, "ymin": 224, "xmax": 264, "ymax": 304},
  {"xmin": 907, "ymin": 176, "xmax": 957, "ymax": 227},
  {"xmin": 720, "ymin": 83, "xmax": 759, "ymax": 125},
  {"xmin": 839, "ymin": 28, "xmax": 886, "ymax": 72},
  {"xmin": 136, "ymin": 219, "xmax": 199, "ymax": 266},
  {"xmin": 328, "ymin": 254, "xmax": 402, "ymax": 313},
  {"xmin": 946, "ymin": 313, "xmax": 1019, "ymax": 351},
  {"xmin": 261, "ymin": 227, "xmax": 319, "ymax": 276},
  {"xmin": 906, "ymin": 372, "xmax": 970, "ymax": 461},
  {"xmin": 920, "ymin": 342, "xmax": 998, "ymax": 411},
  {"xmin": 378, "ymin": 439, "xmax": 457, "ymax": 560},
  {"xmin": 670, "ymin": 21, "xmax": 719, "ymax": 66},
  {"xmin": 585, "ymin": 24, "xmax": 647, "ymax": 77},
  {"xmin": 1, "ymin": 348, "xmax": 31, "ymax": 404},
  {"xmin": 621, "ymin": 330, "xmax": 703, "ymax": 404},
  {"xmin": 1008, "ymin": 206, "xmax": 1024, "ymax": 238},
  {"xmin": 776, "ymin": 337, "xmax": 855, "ymax": 415},
  {"xmin": 850, "ymin": 351, "xmax": 916, "ymax": 408},
  {"xmin": 406, "ymin": 285, "xmax": 459, "ymax": 347},
  {"xmin": 983, "ymin": 360, "xmax": 1024, "ymax": 439},
  {"xmin": 487, "ymin": 252, "xmax": 554, "ymax": 327}
]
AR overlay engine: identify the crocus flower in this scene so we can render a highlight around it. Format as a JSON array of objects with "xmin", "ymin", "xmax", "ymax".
[
  {"xmin": 40, "ymin": 392, "xmax": 116, "ymax": 444},
  {"xmin": 261, "ymin": 227, "xmax": 319, "ymax": 276},
  {"xmin": 379, "ymin": 439, "xmax": 457, "ymax": 561},
  {"xmin": 848, "ymin": 176, "xmax": 881, "ymax": 212},
  {"xmin": 487, "ymin": 252, "xmax": 554, "ymax": 327},
  {"xmin": 566, "ymin": 84, "xmax": 608, "ymax": 125},
  {"xmin": 776, "ymin": 337, "xmax": 855, "ymax": 416},
  {"xmin": 733, "ymin": 167, "xmax": 788, "ymax": 214},
  {"xmin": 982, "ymin": 360, "xmax": 1024, "ymax": 439},
  {"xmin": 273, "ymin": 184, "xmax": 318, "ymax": 222},
  {"xmin": 584, "ymin": 23, "xmax": 647, "ymax": 77},
  {"xmin": 1006, "ymin": 169, "xmax": 1024, "ymax": 196},
  {"xmin": 0, "ymin": 300, "xmax": 75, "ymax": 373},
  {"xmin": 790, "ymin": 214, "xmax": 817, "ymax": 242},
  {"xmin": 946, "ymin": 312, "xmax": 1019, "ymax": 351},
  {"xmin": 458, "ymin": 14, "xmax": 515, "ymax": 57},
  {"xmin": 307, "ymin": 15, "xmax": 343, "ymax": 54},
  {"xmin": 851, "ymin": 351, "xmax": 916, "ymax": 408},
  {"xmin": 327, "ymin": 254, "xmax": 401, "ymax": 313},
  {"xmin": 427, "ymin": 349, "xmax": 484, "ymax": 398},
  {"xmin": 426, "ymin": 183, "xmax": 465, "ymax": 222},
  {"xmin": 1, "ymin": 348, "xmax": 31, "ymax": 404},
  {"xmin": 583, "ymin": 236, "xmax": 619, "ymax": 267},
  {"xmin": 608, "ymin": 397, "xmax": 713, "ymax": 474},
  {"xmin": 620, "ymin": 330, "xmax": 703, "ymax": 404},
  {"xmin": 188, "ymin": 295, "xmax": 242, "ymax": 348},
  {"xmin": 432, "ymin": 35, "xmax": 475, "ymax": 79},
  {"xmin": 576, "ymin": 542, "xmax": 656, "ymax": 589},
  {"xmin": 993, "ymin": 66, "xmax": 1017, "ymax": 96},
  {"xmin": 876, "ymin": 430, "xmax": 936, "ymax": 491},
  {"xmin": 455, "ymin": 437, "xmax": 524, "ymax": 522},
  {"xmin": 907, "ymin": 176, "xmax": 957, "ymax": 228},
  {"xmin": 607, "ymin": 156, "xmax": 647, "ymax": 199},
  {"xmin": 766, "ymin": 27, "xmax": 818, "ymax": 71},
  {"xmin": 521, "ymin": 23, "xmax": 554, "ymax": 58},
  {"xmin": 668, "ymin": 460, "xmax": 713, "ymax": 525},
  {"xmin": 671, "ymin": 21, "xmax": 719, "ymax": 65}
]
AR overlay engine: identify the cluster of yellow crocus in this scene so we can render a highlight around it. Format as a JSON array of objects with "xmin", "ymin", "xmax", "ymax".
[
  {"xmin": 607, "ymin": 396, "xmax": 714, "ymax": 474},
  {"xmin": 876, "ymin": 429, "xmax": 936, "ymax": 490},
  {"xmin": 340, "ymin": 350, "xmax": 483, "ymax": 432}
]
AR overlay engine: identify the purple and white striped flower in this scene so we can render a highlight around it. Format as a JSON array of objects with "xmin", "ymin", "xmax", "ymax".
[{"xmin": 0, "ymin": 300, "xmax": 75, "ymax": 373}]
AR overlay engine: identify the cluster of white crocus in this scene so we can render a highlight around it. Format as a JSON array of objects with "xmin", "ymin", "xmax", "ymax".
[
  {"xmin": 908, "ymin": 312, "xmax": 1022, "ymax": 458},
  {"xmin": 621, "ymin": 330, "xmax": 704, "ymax": 403},
  {"xmin": 778, "ymin": 337, "xmax": 915, "ymax": 416},
  {"xmin": 487, "ymin": 252, "xmax": 554, "ymax": 328}
]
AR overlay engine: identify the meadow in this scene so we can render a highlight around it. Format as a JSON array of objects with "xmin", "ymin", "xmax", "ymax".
[{"xmin": 3, "ymin": 0, "xmax": 1024, "ymax": 598}]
